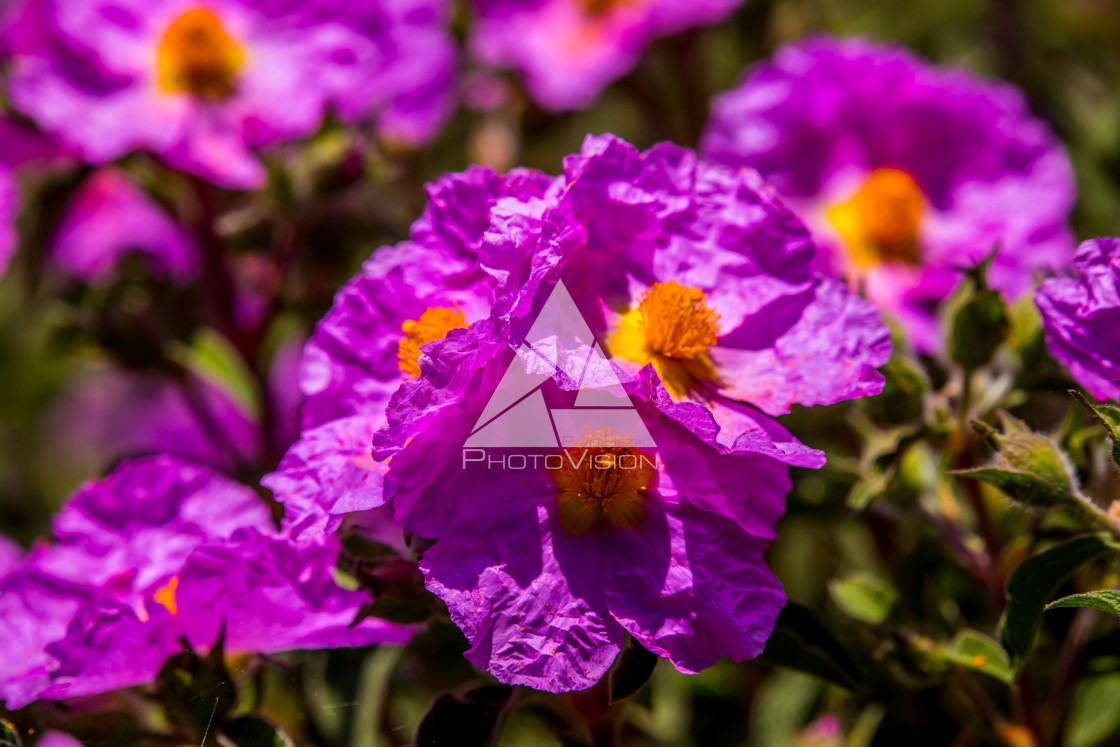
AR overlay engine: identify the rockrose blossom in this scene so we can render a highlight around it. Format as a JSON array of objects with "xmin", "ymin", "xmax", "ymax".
[
  {"xmin": 0, "ymin": 455, "xmax": 410, "ymax": 709},
  {"xmin": 50, "ymin": 169, "xmax": 199, "ymax": 282},
  {"xmin": 355, "ymin": 135, "xmax": 888, "ymax": 690},
  {"xmin": 471, "ymin": 0, "xmax": 743, "ymax": 111},
  {"xmin": 264, "ymin": 167, "xmax": 560, "ymax": 539},
  {"xmin": 8, "ymin": 0, "xmax": 455, "ymax": 189},
  {"xmin": 1036, "ymin": 237, "xmax": 1120, "ymax": 400},
  {"xmin": 701, "ymin": 35, "xmax": 1076, "ymax": 352}
]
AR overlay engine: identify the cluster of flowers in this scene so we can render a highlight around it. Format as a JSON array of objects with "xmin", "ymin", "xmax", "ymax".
[{"xmin": 3, "ymin": 0, "xmax": 1120, "ymax": 708}]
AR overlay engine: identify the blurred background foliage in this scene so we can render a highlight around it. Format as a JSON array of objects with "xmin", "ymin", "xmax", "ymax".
[{"xmin": 5, "ymin": 1, "xmax": 1120, "ymax": 745}]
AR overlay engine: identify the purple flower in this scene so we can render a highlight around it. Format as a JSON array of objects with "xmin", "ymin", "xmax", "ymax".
[
  {"xmin": 471, "ymin": 0, "xmax": 743, "ymax": 111},
  {"xmin": 50, "ymin": 169, "xmax": 199, "ymax": 282},
  {"xmin": 267, "ymin": 167, "xmax": 558, "ymax": 538},
  {"xmin": 1036, "ymin": 237, "xmax": 1120, "ymax": 400},
  {"xmin": 355, "ymin": 135, "xmax": 892, "ymax": 691},
  {"xmin": 8, "ymin": 0, "xmax": 455, "ymax": 189},
  {"xmin": 0, "ymin": 455, "xmax": 410, "ymax": 708},
  {"xmin": 701, "ymin": 35, "xmax": 1076, "ymax": 352}
]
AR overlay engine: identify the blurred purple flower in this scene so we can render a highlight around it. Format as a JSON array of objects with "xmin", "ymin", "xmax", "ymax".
[
  {"xmin": 0, "ymin": 455, "xmax": 410, "ymax": 708},
  {"xmin": 471, "ymin": 0, "xmax": 743, "ymax": 110},
  {"xmin": 1036, "ymin": 237, "xmax": 1120, "ymax": 400},
  {"xmin": 701, "ymin": 35, "xmax": 1076, "ymax": 352},
  {"xmin": 266, "ymin": 167, "xmax": 558, "ymax": 539},
  {"xmin": 8, "ymin": 0, "xmax": 455, "ymax": 189},
  {"xmin": 48, "ymin": 366, "xmax": 261, "ymax": 474},
  {"xmin": 50, "ymin": 169, "xmax": 199, "ymax": 282}
]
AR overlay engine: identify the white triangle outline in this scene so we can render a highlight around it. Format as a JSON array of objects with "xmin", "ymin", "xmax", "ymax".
[{"xmin": 465, "ymin": 279, "xmax": 657, "ymax": 449}]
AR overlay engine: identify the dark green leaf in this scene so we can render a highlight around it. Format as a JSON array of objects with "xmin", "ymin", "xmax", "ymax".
[
  {"xmin": 828, "ymin": 571, "xmax": 897, "ymax": 624},
  {"xmin": 218, "ymin": 716, "xmax": 296, "ymax": 747},
  {"xmin": 609, "ymin": 640, "xmax": 660, "ymax": 703},
  {"xmin": 1071, "ymin": 390, "xmax": 1120, "ymax": 468},
  {"xmin": 415, "ymin": 686, "xmax": 515, "ymax": 747},
  {"xmin": 1002, "ymin": 535, "xmax": 1116, "ymax": 661},
  {"xmin": 761, "ymin": 603, "xmax": 859, "ymax": 692},
  {"xmin": 156, "ymin": 635, "xmax": 236, "ymax": 739},
  {"xmin": 1046, "ymin": 590, "xmax": 1120, "ymax": 618},
  {"xmin": 0, "ymin": 720, "xmax": 21, "ymax": 747}
]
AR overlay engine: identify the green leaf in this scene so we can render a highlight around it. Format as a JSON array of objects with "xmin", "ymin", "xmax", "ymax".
[
  {"xmin": 1002, "ymin": 535, "xmax": 1116, "ymax": 661},
  {"xmin": 219, "ymin": 716, "xmax": 296, "ymax": 747},
  {"xmin": 1065, "ymin": 673, "xmax": 1120, "ymax": 747},
  {"xmin": 1071, "ymin": 390, "xmax": 1120, "ymax": 468},
  {"xmin": 954, "ymin": 466, "xmax": 1067, "ymax": 508},
  {"xmin": 167, "ymin": 328, "xmax": 260, "ymax": 418},
  {"xmin": 942, "ymin": 630, "xmax": 1013, "ymax": 685},
  {"xmin": 609, "ymin": 640, "xmax": 660, "ymax": 703},
  {"xmin": 0, "ymin": 720, "xmax": 22, "ymax": 747},
  {"xmin": 1046, "ymin": 589, "xmax": 1120, "ymax": 618},
  {"xmin": 761, "ymin": 603, "xmax": 859, "ymax": 692},
  {"xmin": 828, "ymin": 571, "xmax": 897, "ymax": 625},
  {"xmin": 415, "ymin": 686, "xmax": 515, "ymax": 747}
]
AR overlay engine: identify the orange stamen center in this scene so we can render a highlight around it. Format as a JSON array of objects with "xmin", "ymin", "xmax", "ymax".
[
  {"xmin": 157, "ymin": 8, "xmax": 245, "ymax": 99},
  {"xmin": 609, "ymin": 281, "xmax": 721, "ymax": 398},
  {"xmin": 551, "ymin": 429, "xmax": 653, "ymax": 534},
  {"xmin": 827, "ymin": 168, "xmax": 925, "ymax": 268},
  {"xmin": 397, "ymin": 306, "xmax": 468, "ymax": 378}
]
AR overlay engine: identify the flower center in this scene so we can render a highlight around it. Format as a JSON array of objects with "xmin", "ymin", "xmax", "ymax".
[
  {"xmin": 826, "ymin": 168, "xmax": 924, "ymax": 268},
  {"xmin": 579, "ymin": 0, "xmax": 630, "ymax": 13},
  {"xmin": 397, "ymin": 306, "xmax": 467, "ymax": 378},
  {"xmin": 609, "ymin": 281, "xmax": 720, "ymax": 398},
  {"xmin": 551, "ymin": 430, "xmax": 653, "ymax": 534},
  {"xmin": 157, "ymin": 8, "xmax": 245, "ymax": 99},
  {"xmin": 153, "ymin": 575, "xmax": 179, "ymax": 616}
]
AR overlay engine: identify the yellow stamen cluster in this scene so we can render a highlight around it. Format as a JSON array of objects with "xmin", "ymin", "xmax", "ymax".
[
  {"xmin": 157, "ymin": 8, "xmax": 245, "ymax": 99},
  {"xmin": 397, "ymin": 306, "xmax": 467, "ymax": 378},
  {"xmin": 609, "ymin": 281, "xmax": 721, "ymax": 398},
  {"xmin": 551, "ymin": 429, "xmax": 653, "ymax": 534},
  {"xmin": 827, "ymin": 168, "xmax": 925, "ymax": 268}
]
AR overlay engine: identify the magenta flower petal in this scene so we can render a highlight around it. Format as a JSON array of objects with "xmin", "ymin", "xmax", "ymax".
[
  {"xmin": 422, "ymin": 501, "xmax": 626, "ymax": 693},
  {"xmin": 1036, "ymin": 237, "xmax": 1120, "ymax": 400},
  {"xmin": 263, "ymin": 415, "xmax": 389, "ymax": 540}
]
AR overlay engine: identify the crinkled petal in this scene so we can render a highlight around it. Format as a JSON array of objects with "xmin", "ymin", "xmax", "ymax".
[
  {"xmin": 422, "ymin": 502, "xmax": 625, "ymax": 692},
  {"xmin": 263, "ymin": 415, "xmax": 389, "ymax": 541},
  {"xmin": 603, "ymin": 503, "xmax": 785, "ymax": 673}
]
